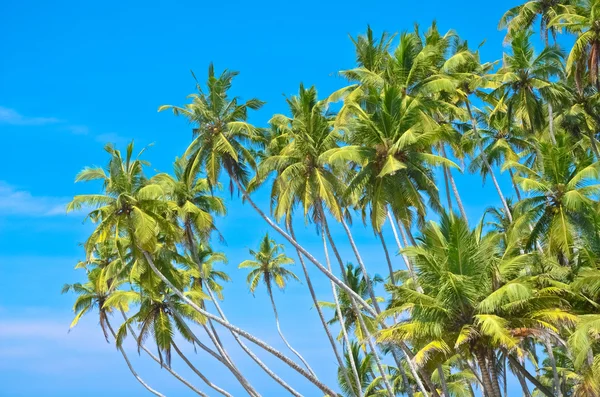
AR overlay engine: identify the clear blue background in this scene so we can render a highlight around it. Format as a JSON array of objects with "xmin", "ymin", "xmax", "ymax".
[{"xmin": 0, "ymin": 1, "xmax": 529, "ymax": 396}]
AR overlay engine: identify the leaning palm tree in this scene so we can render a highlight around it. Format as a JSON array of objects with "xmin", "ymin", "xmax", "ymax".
[
  {"xmin": 238, "ymin": 233, "xmax": 316, "ymax": 376},
  {"xmin": 62, "ymin": 267, "xmax": 166, "ymax": 397},
  {"xmin": 67, "ymin": 142, "xmax": 337, "ymax": 397}
]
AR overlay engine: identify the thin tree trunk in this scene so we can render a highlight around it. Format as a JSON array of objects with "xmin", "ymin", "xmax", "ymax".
[
  {"xmin": 547, "ymin": 102, "xmax": 557, "ymax": 145},
  {"xmin": 543, "ymin": 339, "xmax": 562, "ymax": 397},
  {"xmin": 233, "ymin": 179, "xmax": 377, "ymax": 317},
  {"xmin": 443, "ymin": 163, "xmax": 453, "ymax": 211},
  {"xmin": 441, "ymin": 144, "xmax": 468, "ymax": 223},
  {"xmin": 120, "ymin": 310, "xmax": 209, "ymax": 397},
  {"xmin": 172, "ymin": 342, "xmax": 232, "ymax": 397},
  {"xmin": 515, "ymin": 369, "xmax": 532, "ymax": 397},
  {"xmin": 169, "ymin": 309, "xmax": 261, "ymax": 397},
  {"xmin": 321, "ymin": 219, "xmax": 396, "ymax": 397},
  {"xmin": 387, "ymin": 211, "xmax": 418, "ymax": 285},
  {"xmin": 506, "ymin": 353, "xmax": 554, "ymax": 397},
  {"xmin": 588, "ymin": 131, "xmax": 600, "ymax": 159},
  {"xmin": 466, "ymin": 99, "xmax": 514, "ymax": 223},
  {"xmin": 437, "ymin": 364, "xmax": 450, "ymax": 397},
  {"xmin": 183, "ymin": 225, "xmax": 261, "ymax": 397},
  {"xmin": 509, "ymin": 169, "xmax": 522, "ymax": 201},
  {"xmin": 204, "ymin": 285, "xmax": 304, "ymax": 397},
  {"xmin": 143, "ymin": 251, "xmax": 336, "ymax": 397},
  {"xmin": 266, "ymin": 281, "xmax": 317, "ymax": 377},
  {"xmin": 288, "ymin": 220, "xmax": 360, "ymax": 397},
  {"xmin": 319, "ymin": 207, "xmax": 430, "ymax": 397},
  {"xmin": 105, "ymin": 318, "xmax": 166, "ymax": 397},
  {"xmin": 319, "ymin": 227, "xmax": 364, "ymax": 397},
  {"xmin": 378, "ymin": 230, "xmax": 395, "ymax": 284}
]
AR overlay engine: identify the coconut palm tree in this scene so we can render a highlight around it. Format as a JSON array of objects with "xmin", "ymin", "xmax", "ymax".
[
  {"xmin": 239, "ymin": 233, "xmax": 316, "ymax": 376},
  {"xmin": 500, "ymin": 0, "xmax": 573, "ymax": 44},
  {"xmin": 506, "ymin": 135, "xmax": 600, "ymax": 262},
  {"xmin": 159, "ymin": 64, "xmax": 265, "ymax": 190},
  {"xmin": 62, "ymin": 267, "xmax": 166, "ymax": 397}
]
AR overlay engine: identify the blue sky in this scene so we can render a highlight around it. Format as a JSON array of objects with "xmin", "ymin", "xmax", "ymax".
[{"xmin": 0, "ymin": 1, "xmax": 533, "ymax": 396}]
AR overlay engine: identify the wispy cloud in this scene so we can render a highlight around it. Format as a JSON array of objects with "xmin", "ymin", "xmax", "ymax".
[
  {"xmin": 0, "ymin": 106, "xmax": 61, "ymax": 126},
  {"xmin": 95, "ymin": 132, "xmax": 128, "ymax": 145},
  {"xmin": 0, "ymin": 181, "xmax": 70, "ymax": 217}
]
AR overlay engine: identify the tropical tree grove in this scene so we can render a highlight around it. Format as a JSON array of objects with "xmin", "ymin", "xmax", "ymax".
[{"xmin": 65, "ymin": 2, "xmax": 600, "ymax": 396}]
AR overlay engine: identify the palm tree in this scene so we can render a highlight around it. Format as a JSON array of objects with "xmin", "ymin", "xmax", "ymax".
[
  {"xmin": 159, "ymin": 64, "xmax": 264, "ymax": 190},
  {"xmin": 62, "ymin": 268, "xmax": 165, "ymax": 397},
  {"xmin": 506, "ymin": 135, "xmax": 600, "ymax": 262},
  {"xmin": 550, "ymin": 0, "xmax": 600, "ymax": 90},
  {"xmin": 68, "ymin": 142, "xmax": 338, "ymax": 397},
  {"xmin": 381, "ymin": 212, "xmax": 569, "ymax": 397},
  {"xmin": 239, "ymin": 233, "xmax": 316, "ymax": 376},
  {"xmin": 500, "ymin": 0, "xmax": 572, "ymax": 44}
]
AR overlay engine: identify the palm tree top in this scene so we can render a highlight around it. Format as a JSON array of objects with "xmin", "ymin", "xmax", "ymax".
[{"xmin": 238, "ymin": 233, "xmax": 299, "ymax": 293}]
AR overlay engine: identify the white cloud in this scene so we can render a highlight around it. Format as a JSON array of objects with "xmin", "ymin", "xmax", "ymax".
[
  {"xmin": 0, "ymin": 106, "xmax": 61, "ymax": 126},
  {"xmin": 0, "ymin": 181, "xmax": 70, "ymax": 217},
  {"xmin": 95, "ymin": 132, "xmax": 128, "ymax": 145}
]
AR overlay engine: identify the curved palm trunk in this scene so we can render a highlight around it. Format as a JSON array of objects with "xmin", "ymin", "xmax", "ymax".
[
  {"xmin": 265, "ymin": 281, "xmax": 317, "ymax": 377},
  {"xmin": 287, "ymin": 221, "xmax": 360, "ymax": 397},
  {"xmin": 466, "ymin": 100, "xmax": 513, "ymax": 223},
  {"xmin": 172, "ymin": 342, "xmax": 232, "ymax": 397},
  {"xmin": 319, "ymin": 228, "xmax": 365, "ymax": 397},
  {"xmin": 515, "ymin": 369, "xmax": 532, "ymax": 397},
  {"xmin": 508, "ymin": 169, "xmax": 522, "ymax": 201},
  {"xmin": 204, "ymin": 285, "xmax": 304, "ymax": 397},
  {"xmin": 143, "ymin": 251, "xmax": 336, "ymax": 397},
  {"xmin": 441, "ymin": 145, "xmax": 468, "ymax": 224},
  {"xmin": 105, "ymin": 318, "xmax": 166, "ymax": 397},
  {"xmin": 120, "ymin": 310, "xmax": 208, "ymax": 397},
  {"xmin": 169, "ymin": 308, "xmax": 261, "ymax": 397},
  {"xmin": 321, "ymin": 220, "xmax": 395, "ymax": 397},
  {"xmin": 339, "ymin": 217, "xmax": 381, "ymax": 315},
  {"xmin": 233, "ymin": 179, "xmax": 377, "ymax": 317},
  {"xmin": 183, "ymin": 225, "xmax": 261, "ymax": 397},
  {"xmin": 506, "ymin": 353, "xmax": 553, "ymax": 397}
]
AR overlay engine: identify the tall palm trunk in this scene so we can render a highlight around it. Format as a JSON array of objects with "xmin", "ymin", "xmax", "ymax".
[
  {"xmin": 378, "ymin": 231, "xmax": 395, "ymax": 284},
  {"xmin": 169, "ymin": 308, "xmax": 260, "ymax": 397},
  {"xmin": 547, "ymin": 102, "xmax": 557, "ymax": 145},
  {"xmin": 319, "ymin": 227, "xmax": 364, "ymax": 397},
  {"xmin": 288, "ymin": 220, "xmax": 361, "ymax": 397},
  {"xmin": 339, "ymin": 216, "xmax": 382, "ymax": 314},
  {"xmin": 440, "ymin": 144, "xmax": 468, "ymax": 223},
  {"xmin": 474, "ymin": 347, "xmax": 498, "ymax": 397},
  {"xmin": 437, "ymin": 364, "xmax": 450, "ymax": 397},
  {"xmin": 233, "ymin": 179, "xmax": 376, "ymax": 317},
  {"xmin": 172, "ymin": 342, "xmax": 232, "ymax": 397},
  {"xmin": 506, "ymin": 353, "xmax": 554, "ymax": 397},
  {"xmin": 120, "ymin": 310, "xmax": 209, "ymax": 397},
  {"xmin": 183, "ymin": 224, "xmax": 260, "ymax": 397},
  {"xmin": 466, "ymin": 99, "xmax": 514, "ymax": 223},
  {"xmin": 443, "ymin": 165, "xmax": 453, "ymax": 211},
  {"xmin": 508, "ymin": 169, "xmax": 522, "ymax": 201},
  {"xmin": 204, "ymin": 285, "xmax": 303, "ymax": 397},
  {"xmin": 320, "ymin": 216, "xmax": 395, "ymax": 397},
  {"xmin": 543, "ymin": 339, "xmax": 562, "ymax": 397},
  {"xmin": 265, "ymin": 281, "xmax": 317, "ymax": 377},
  {"xmin": 515, "ymin": 369, "xmax": 532, "ymax": 397},
  {"xmin": 387, "ymin": 211, "xmax": 418, "ymax": 285},
  {"xmin": 487, "ymin": 349, "xmax": 503, "ymax": 397},
  {"xmin": 143, "ymin": 250, "xmax": 337, "ymax": 397},
  {"xmin": 105, "ymin": 318, "xmax": 166, "ymax": 397}
]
